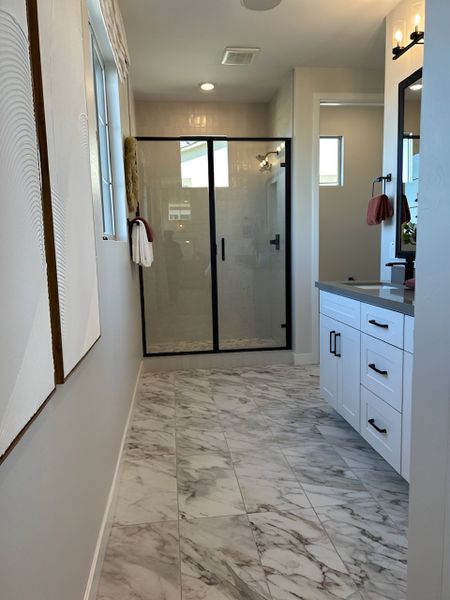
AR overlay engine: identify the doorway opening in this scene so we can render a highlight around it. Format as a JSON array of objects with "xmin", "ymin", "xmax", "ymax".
[{"xmin": 318, "ymin": 103, "xmax": 384, "ymax": 282}]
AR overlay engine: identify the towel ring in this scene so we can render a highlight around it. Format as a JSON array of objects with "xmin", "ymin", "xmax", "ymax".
[{"xmin": 372, "ymin": 173, "xmax": 392, "ymax": 196}]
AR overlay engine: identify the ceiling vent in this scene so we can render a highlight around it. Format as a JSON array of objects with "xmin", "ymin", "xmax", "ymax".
[{"xmin": 221, "ymin": 47, "xmax": 260, "ymax": 66}]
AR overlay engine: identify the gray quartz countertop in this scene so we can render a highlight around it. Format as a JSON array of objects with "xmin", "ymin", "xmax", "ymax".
[{"xmin": 316, "ymin": 280, "xmax": 415, "ymax": 316}]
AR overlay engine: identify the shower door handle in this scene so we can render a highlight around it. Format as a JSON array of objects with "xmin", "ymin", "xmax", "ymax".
[
  {"xmin": 270, "ymin": 234, "xmax": 280, "ymax": 251},
  {"xmin": 221, "ymin": 237, "xmax": 226, "ymax": 261}
]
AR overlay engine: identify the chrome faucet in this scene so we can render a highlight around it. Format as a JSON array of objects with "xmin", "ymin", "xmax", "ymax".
[{"xmin": 385, "ymin": 257, "xmax": 415, "ymax": 283}]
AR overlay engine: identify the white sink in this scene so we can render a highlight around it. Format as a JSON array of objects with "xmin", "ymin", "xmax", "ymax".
[{"xmin": 353, "ymin": 284, "xmax": 397, "ymax": 290}]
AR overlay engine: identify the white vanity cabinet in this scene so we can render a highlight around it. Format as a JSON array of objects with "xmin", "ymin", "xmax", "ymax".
[
  {"xmin": 319, "ymin": 290, "xmax": 414, "ymax": 480},
  {"xmin": 319, "ymin": 293, "xmax": 361, "ymax": 430}
]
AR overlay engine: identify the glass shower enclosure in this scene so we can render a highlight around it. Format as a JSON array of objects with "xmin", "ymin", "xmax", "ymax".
[{"xmin": 136, "ymin": 137, "xmax": 291, "ymax": 356}]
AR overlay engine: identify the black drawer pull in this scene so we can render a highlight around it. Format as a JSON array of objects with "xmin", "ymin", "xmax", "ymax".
[
  {"xmin": 334, "ymin": 332, "xmax": 341, "ymax": 357},
  {"xmin": 368, "ymin": 418, "xmax": 387, "ymax": 434},
  {"xmin": 368, "ymin": 363, "xmax": 388, "ymax": 376},
  {"xmin": 329, "ymin": 330, "xmax": 336, "ymax": 355},
  {"xmin": 368, "ymin": 319, "xmax": 389, "ymax": 329}
]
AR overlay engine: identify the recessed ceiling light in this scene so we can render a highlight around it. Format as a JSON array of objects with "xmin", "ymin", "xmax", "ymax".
[
  {"xmin": 241, "ymin": 0, "xmax": 282, "ymax": 10},
  {"xmin": 200, "ymin": 82, "xmax": 215, "ymax": 92},
  {"xmin": 409, "ymin": 83, "xmax": 423, "ymax": 91}
]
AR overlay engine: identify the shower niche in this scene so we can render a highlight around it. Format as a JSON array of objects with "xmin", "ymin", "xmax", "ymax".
[{"xmin": 136, "ymin": 137, "xmax": 291, "ymax": 356}]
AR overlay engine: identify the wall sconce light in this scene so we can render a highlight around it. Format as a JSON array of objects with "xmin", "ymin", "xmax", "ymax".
[
  {"xmin": 256, "ymin": 150, "xmax": 279, "ymax": 172},
  {"xmin": 411, "ymin": 1, "xmax": 425, "ymax": 38},
  {"xmin": 392, "ymin": 4, "xmax": 424, "ymax": 60}
]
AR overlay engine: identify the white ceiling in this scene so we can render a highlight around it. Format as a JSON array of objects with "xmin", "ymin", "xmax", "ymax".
[{"xmin": 119, "ymin": 0, "xmax": 399, "ymax": 103}]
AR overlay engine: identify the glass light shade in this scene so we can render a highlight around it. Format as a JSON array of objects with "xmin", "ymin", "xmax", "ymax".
[
  {"xmin": 411, "ymin": 1, "xmax": 425, "ymax": 33},
  {"xmin": 393, "ymin": 20, "xmax": 406, "ymax": 48},
  {"xmin": 242, "ymin": 0, "xmax": 282, "ymax": 10}
]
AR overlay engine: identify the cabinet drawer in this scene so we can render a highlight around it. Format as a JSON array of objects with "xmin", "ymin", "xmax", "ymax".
[
  {"xmin": 360, "ymin": 334, "xmax": 403, "ymax": 412},
  {"xmin": 320, "ymin": 291, "xmax": 360, "ymax": 329},
  {"xmin": 360, "ymin": 386, "xmax": 401, "ymax": 473},
  {"xmin": 404, "ymin": 315, "xmax": 414, "ymax": 354},
  {"xmin": 361, "ymin": 303, "xmax": 404, "ymax": 348}
]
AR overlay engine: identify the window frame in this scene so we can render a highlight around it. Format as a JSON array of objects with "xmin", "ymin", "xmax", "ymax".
[
  {"xmin": 319, "ymin": 135, "xmax": 344, "ymax": 187},
  {"xmin": 91, "ymin": 29, "xmax": 116, "ymax": 238}
]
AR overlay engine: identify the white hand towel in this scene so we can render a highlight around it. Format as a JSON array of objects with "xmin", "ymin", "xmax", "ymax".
[
  {"xmin": 131, "ymin": 221, "xmax": 154, "ymax": 267},
  {"xmin": 131, "ymin": 221, "xmax": 140, "ymax": 263},
  {"xmin": 139, "ymin": 222, "xmax": 154, "ymax": 267}
]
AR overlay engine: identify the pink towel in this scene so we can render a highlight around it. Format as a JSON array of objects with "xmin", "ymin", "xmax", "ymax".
[{"xmin": 367, "ymin": 194, "xmax": 393, "ymax": 225}]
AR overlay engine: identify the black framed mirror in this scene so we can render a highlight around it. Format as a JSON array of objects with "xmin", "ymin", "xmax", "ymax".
[{"xmin": 396, "ymin": 68, "xmax": 422, "ymax": 258}]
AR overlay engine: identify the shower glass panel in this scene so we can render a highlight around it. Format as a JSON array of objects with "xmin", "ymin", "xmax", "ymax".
[
  {"xmin": 215, "ymin": 140, "xmax": 287, "ymax": 350},
  {"xmin": 137, "ymin": 140, "xmax": 214, "ymax": 354}
]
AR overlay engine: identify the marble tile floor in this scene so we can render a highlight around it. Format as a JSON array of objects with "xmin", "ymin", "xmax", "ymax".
[{"xmin": 96, "ymin": 364, "xmax": 408, "ymax": 600}]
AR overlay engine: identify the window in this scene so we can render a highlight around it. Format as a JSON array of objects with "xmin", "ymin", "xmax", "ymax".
[
  {"xmin": 180, "ymin": 140, "xmax": 229, "ymax": 188},
  {"xmin": 91, "ymin": 32, "xmax": 115, "ymax": 237},
  {"xmin": 319, "ymin": 136, "xmax": 343, "ymax": 186},
  {"xmin": 168, "ymin": 203, "xmax": 192, "ymax": 221}
]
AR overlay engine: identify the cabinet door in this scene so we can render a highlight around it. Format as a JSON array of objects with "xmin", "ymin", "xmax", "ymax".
[
  {"xmin": 336, "ymin": 322, "xmax": 361, "ymax": 430},
  {"xmin": 401, "ymin": 351, "xmax": 413, "ymax": 482},
  {"xmin": 320, "ymin": 314, "xmax": 339, "ymax": 410}
]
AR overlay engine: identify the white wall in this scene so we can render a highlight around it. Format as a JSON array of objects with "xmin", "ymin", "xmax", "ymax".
[
  {"xmin": 319, "ymin": 105, "xmax": 383, "ymax": 281},
  {"xmin": 135, "ymin": 100, "xmax": 269, "ymax": 137},
  {"xmin": 0, "ymin": 2, "xmax": 142, "ymax": 599},
  {"xmin": 407, "ymin": 0, "xmax": 450, "ymax": 598},
  {"xmin": 292, "ymin": 67, "xmax": 384, "ymax": 362},
  {"xmin": 380, "ymin": 0, "xmax": 423, "ymax": 279}
]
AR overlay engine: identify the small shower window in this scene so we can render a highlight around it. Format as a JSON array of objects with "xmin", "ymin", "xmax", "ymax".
[
  {"xmin": 180, "ymin": 140, "xmax": 229, "ymax": 188},
  {"xmin": 168, "ymin": 203, "xmax": 191, "ymax": 220},
  {"xmin": 319, "ymin": 136, "xmax": 343, "ymax": 186}
]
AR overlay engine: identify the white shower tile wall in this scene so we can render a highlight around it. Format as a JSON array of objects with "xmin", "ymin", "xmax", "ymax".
[{"xmin": 135, "ymin": 100, "xmax": 270, "ymax": 137}]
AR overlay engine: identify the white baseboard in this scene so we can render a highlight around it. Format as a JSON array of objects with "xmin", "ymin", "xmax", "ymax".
[
  {"xmin": 83, "ymin": 360, "xmax": 143, "ymax": 600},
  {"xmin": 293, "ymin": 352, "xmax": 318, "ymax": 366}
]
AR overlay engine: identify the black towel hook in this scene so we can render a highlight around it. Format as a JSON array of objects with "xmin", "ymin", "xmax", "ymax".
[{"xmin": 372, "ymin": 173, "xmax": 392, "ymax": 196}]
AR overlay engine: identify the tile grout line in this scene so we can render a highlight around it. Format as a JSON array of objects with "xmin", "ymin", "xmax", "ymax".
[
  {"xmin": 275, "ymin": 415, "xmax": 406, "ymax": 597},
  {"xmin": 173, "ymin": 372, "xmax": 184, "ymax": 600},
  {"xmin": 319, "ymin": 438, "xmax": 410, "ymax": 536},
  {"xmin": 309, "ymin": 500, "xmax": 365, "ymax": 600},
  {"xmin": 271, "ymin": 397, "xmax": 365, "ymax": 596},
  {"xmin": 213, "ymin": 380, "xmax": 275, "ymax": 600}
]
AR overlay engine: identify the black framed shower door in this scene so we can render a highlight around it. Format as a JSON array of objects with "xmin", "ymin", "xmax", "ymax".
[{"xmin": 135, "ymin": 136, "xmax": 292, "ymax": 357}]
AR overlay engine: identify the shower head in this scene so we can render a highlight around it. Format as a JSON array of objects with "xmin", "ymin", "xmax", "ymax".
[{"xmin": 256, "ymin": 150, "xmax": 279, "ymax": 172}]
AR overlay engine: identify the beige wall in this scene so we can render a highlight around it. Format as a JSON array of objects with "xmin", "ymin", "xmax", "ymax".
[
  {"xmin": 292, "ymin": 67, "xmax": 384, "ymax": 361},
  {"xmin": 135, "ymin": 100, "xmax": 269, "ymax": 137},
  {"xmin": 268, "ymin": 72, "xmax": 294, "ymax": 138},
  {"xmin": 0, "ymin": 3, "xmax": 142, "ymax": 600},
  {"xmin": 319, "ymin": 105, "xmax": 383, "ymax": 281}
]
